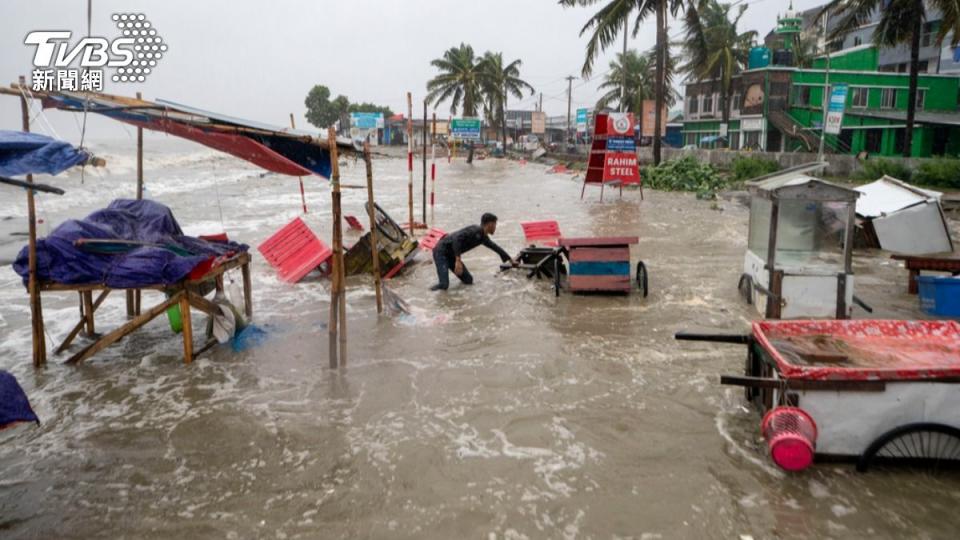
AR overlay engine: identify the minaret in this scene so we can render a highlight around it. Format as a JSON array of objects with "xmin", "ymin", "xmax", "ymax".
[{"xmin": 775, "ymin": 1, "xmax": 803, "ymax": 51}]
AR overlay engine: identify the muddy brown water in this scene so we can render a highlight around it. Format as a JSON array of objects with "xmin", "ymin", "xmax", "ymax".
[{"xmin": 1, "ymin": 139, "xmax": 958, "ymax": 539}]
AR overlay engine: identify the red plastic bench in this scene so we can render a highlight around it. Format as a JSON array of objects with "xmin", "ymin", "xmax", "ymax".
[
  {"xmin": 257, "ymin": 217, "xmax": 333, "ymax": 283},
  {"xmin": 521, "ymin": 220, "xmax": 561, "ymax": 247},
  {"xmin": 419, "ymin": 227, "xmax": 447, "ymax": 252}
]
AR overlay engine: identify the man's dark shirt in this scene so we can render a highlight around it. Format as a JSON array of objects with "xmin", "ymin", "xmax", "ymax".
[{"xmin": 437, "ymin": 225, "xmax": 511, "ymax": 262}]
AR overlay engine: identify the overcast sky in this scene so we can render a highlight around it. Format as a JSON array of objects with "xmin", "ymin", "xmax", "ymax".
[{"xmin": 1, "ymin": 0, "xmax": 824, "ymax": 140}]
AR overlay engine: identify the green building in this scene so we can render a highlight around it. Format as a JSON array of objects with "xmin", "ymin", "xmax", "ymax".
[{"xmin": 681, "ymin": 12, "xmax": 960, "ymax": 157}]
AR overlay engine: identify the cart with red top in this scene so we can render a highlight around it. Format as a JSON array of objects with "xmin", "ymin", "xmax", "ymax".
[{"xmin": 676, "ymin": 320, "xmax": 960, "ymax": 472}]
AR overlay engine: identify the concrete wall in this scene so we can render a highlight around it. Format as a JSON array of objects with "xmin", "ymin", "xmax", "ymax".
[{"xmin": 637, "ymin": 147, "xmax": 939, "ymax": 178}]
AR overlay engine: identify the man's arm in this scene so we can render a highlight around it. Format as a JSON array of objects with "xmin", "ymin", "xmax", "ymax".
[{"xmin": 482, "ymin": 236, "xmax": 512, "ymax": 263}]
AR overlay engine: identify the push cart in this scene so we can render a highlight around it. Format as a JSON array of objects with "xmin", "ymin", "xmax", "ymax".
[
  {"xmin": 509, "ymin": 236, "xmax": 648, "ymax": 298},
  {"xmin": 676, "ymin": 320, "xmax": 960, "ymax": 472}
]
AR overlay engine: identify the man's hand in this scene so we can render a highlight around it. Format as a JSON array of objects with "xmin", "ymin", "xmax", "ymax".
[
  {"xmin": 510, "ymin": 257, "xmax": 520, "ymax": 268},
  {"xmin": 454, "ymin": 258, "xmax": 464, "ymax": 276}
]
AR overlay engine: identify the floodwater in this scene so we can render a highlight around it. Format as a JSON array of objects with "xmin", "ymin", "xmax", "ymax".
[{"xmin": 1, "ymin": 138, "xmax": 958, "ymax": 539}]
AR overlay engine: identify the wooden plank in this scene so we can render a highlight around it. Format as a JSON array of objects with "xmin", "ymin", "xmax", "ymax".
[
  {"xmin": 558, "ymin": 236, "xmax": 638, "ymax": 247},
  {"xmin": 241, "ymin": 260, "xmax": 253, "ymax": 318},
  {"xmin": 720, "ymin": 374, "xmax": 886, "ymax": 392},
  {"xmin": 568, "ymin": 275, "xmax": 631, "ymax": 291},
  {"xmin": 569, "ymin": 261, "xmax": 630, "ymax": 276},
  {"xmin": 568, "ymin": 246, "xmax": 630, "ymax": 262},
  {"xmin": 65, "ymin": 292, "xmax": 183, "ymax": 365},
  {"xmin": 180, "ymin": 294, "xmax": 193, "ymax": 364},
  {"xmin": 56, "ymin": 290, "xmax": 110, "ymax": 354}
]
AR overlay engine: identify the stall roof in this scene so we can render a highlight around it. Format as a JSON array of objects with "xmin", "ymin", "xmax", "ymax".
[
  {"xmin": 748, "ymin": 171, "xmax": 860, "ymax": 202},
  {"xmin": 854, "ymin": 175, "xmax": 942, "ymax": 218}
]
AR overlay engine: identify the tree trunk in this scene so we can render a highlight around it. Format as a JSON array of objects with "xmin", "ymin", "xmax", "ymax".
[
  {"xmin": 903, "ymin": 15, "xmax": 922, "ymax": 158},
  {"xmin": 653, "ymin": 2, "xmax": 666, "ymax": 165},
  {"xmin": 501, "ymin": 87, "xmax": 507, "ymax": 155}
]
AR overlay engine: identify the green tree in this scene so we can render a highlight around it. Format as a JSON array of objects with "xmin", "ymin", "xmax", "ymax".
[
  {"xmin": 680, "ymin": 0, "xmax": 756, "ymax": 147},
  {"xmin": 819, "ymin": 0, "xmax": 960, "ymax": 157},
  {"xmin": 304, "ymin": 85, "xmax": 350, "ymax": 129},
  {"xmin": 560, "ymin": 0, "xmax": 686, "ymax": 164},
  {"xmin": 480, "ymin": 51, "xmax": 535, "ymax": 147}
]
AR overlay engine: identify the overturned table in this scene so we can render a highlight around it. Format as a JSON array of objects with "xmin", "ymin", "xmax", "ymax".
[
  {"xmin": 45, "ymin": 252, "xmax": 252, "ymax": 365},
  {"xmin": 891, "ymin": 251, "xmax": 960, "ymax": 294}
]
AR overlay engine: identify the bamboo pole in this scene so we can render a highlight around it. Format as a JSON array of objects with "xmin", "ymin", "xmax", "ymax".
[
  {"xmin": 422, "ymin": 99, "xmax": 427, "ymax": 225},
  {"xmin": 19, "ymin": 75, "xmax": 46, "ymax": 367},
  {"xmin": 129, "ymin": 92, "xmax": 145, "ymax": 319},
  {"xmin": 290, "ymin": 113, "xmax": 308, "ymax": 214},
  {"xmin": 327, "ymin": 127, "xmax": 345, "ymax": 368},
  {"xmin": 363, "ymin": 141, "xmax": 383, "ymax": 314},
  {"xmin": 406, "ymin": 92, "xmax": 414, "ymax": 235},
  {"xmin": 430, "ymin": 112, "xmax": 437, "ymax": 224}
]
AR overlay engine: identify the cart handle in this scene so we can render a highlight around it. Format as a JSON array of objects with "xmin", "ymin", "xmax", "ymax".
[{"xmin": 674, "ymin": 331, "xmax": 752, "ymax": 345}]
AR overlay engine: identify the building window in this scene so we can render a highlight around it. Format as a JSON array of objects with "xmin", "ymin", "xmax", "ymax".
[
  {"xmin": 731, "ymin": 93, "xmax": 741, "ymax": 111},
  {"xmin": 921, "ymin": 22, "xmax": 935, "ymax": 47},
  {"xmin": 894, "ymin": 128, "xmax": 906, "ymax": 154},
  {"xmin": 853, "ymin": 36, "xmax": 862, "ymax": 47},
  {"xmin": 703, "ymin": 94, "xmax": 713, "ymax": 114},
  {"xmin": 881, "ymin": 88, "xmax": 896, "ymax": 109},
  {"xmin": 918, "ymin": 60, "xmax": 929, "ymax": 73},
  {"xmin": 730, "ymin": 131, "xmax": 740, "ymax": 149},
  {"xmin": 851, "ymin": 87, "xmax": 868, "ymax": 108},
  {"xmin": 793, "ymin": 86, "xmax": 812, "ymax": 106},
  {"xmin": 688, "ymin": 96, "xmax": 699, "ymax": 115},
  {"xmin": 743, "ymin": 131, "xmax": 761, "ymax": 150},
  {"xmin": 916, "ymin": 89, "xmax": 926, "ymax": 110}
]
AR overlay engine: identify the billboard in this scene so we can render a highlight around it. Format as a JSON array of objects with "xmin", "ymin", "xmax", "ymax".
[
  {"xmin": 824, "ymin": 83, "xmax": 848, "ymax": 135},
  {"xmin": 576, "ymin": 108, "xmax": 589, "ymax": 132},
  {"xmin": 602, "ymin": 153, "xmax": 640, "ymax": 184},
  {"xmin": 640, "ymin": 100, "xmax": 667, "ymax": 137},
  {"xmin": 531, "ymin": 111, "xmax": 546, "ymax": 134},
  {"xmin": 451, "ymin": 118, "xmax": 482, "ymax": 140},
  {"xmin": 349, "ymin": 112, "xmax": 384, "ymax": 129}
]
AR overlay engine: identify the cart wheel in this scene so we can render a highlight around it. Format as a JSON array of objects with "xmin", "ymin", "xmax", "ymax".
[
  {"xmin": 636, "ymin": 261, "xmax": 648, "ymax": 298},
  {"xmin": 554, "ymin": 256, "xmax": 562, "ymax": 297},
  {"xmin": 737, "ymin": 273, "xmax": 754, "ymax": 305},
  {"xmin": 856, "ymin": 423, "xmax": 960, "ymax": 473}
]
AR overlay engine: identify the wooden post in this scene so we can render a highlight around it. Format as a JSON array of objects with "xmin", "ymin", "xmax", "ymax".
[
  {"xmin": 422, "ymin": 99, "xmax": 428, "ymax": 225},
  {"xmin": 180, "ymin": 294, "xmax": 193, "ymax": 363},
  {"xmin": 363, "ymin": 141, "xmax": 383, "ymax": 314},
  {"xmin": 241, "ymin": 261, "xmax": 253, "ymax": 318},
  {"xmin": 406, "ymin": 92, "xmax": 414, "ymax": 235},
  {"xmin": 327, "ymin": 127, "xmax": 346, "ymax": 368},
  {"xmin": 82, "ymin": 290, "xmax": 95, "ymax": 336},
  {"xmin": 290, "ymin": 113, "xmax": 308, "ymax": 214},
  {"xmin": 430, "ymin": 112, "xmax": 437, "ymax": 224},
  {"xmin": 764, "ymin": 200, "xmax": 780, "ymax": 319},
  {"xmin": 128, "ymin": 92, "xmax": 145, "ymax": 319},
  {"xmin": 19, "ymin": 76, "xmax": 46, "ymax": 367}
]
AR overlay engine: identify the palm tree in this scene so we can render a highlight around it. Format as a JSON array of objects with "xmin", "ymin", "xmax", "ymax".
[
  {"xmin": 819, "ymin": 0, "xmax": 960, "ymax": 157},
  {"xmin": 427, "ymin": 43, "xmax": 484, "ymax": 162},
  {"xmin": 480, "ymin": 52, "xmax": 535, "ymax": 149},
  {"xmin": 596, "ymin": 49, "xmax": 655, "ymax": 113},
  {"xmin": 559, "ymin": 0, "xmax": 685, "ymax": 164},
  {"xmin": 680, "ymin": 0, "xmax": 756, "ymax": 147}
]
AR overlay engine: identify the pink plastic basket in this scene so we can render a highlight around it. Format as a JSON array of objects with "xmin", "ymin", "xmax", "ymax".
[{"xmin": 761, "ymin": 407, "xmax": 818, "ymax": 471}]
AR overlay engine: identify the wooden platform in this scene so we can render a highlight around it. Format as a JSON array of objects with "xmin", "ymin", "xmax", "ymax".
[{"xmin": 39, "ymin": 252, "xmax": 252, "ymax": 365}]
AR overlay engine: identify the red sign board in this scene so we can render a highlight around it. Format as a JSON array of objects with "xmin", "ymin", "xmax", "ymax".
[
  {"xmin": 602, "ymin": 152, "xmax": 640, "ymax": 184},
  {"xmin": 606, "ymin": 113, "xmax": 635, "ymax": 137}
]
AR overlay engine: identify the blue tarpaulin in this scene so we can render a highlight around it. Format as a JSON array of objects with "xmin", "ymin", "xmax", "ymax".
[
  {"xmin": 0, "ymin": 370, "xmax": 39, "ymax": 428},
  {"xmin": 13, "ymin": 199, "xmax": 249, "ymax": 288},
  {"xmin": 0, "ymin": 130, "xmax": 89, "ymax": 177}
]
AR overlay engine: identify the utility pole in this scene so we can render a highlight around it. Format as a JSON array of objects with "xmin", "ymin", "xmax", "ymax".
[
  {"xmin": 539, "ymin": 92, "xmax": 543, "ymax": 112},
  {"xmin": 817, "ymin": 12, "xmax": 832, "ymax": 162},
  {"xmin": 621, "ymin": 18, "xmax": 628, "ymax": 112},
  {"xmin": 565, "ymin": 75, "xmax": 575, "ymax": 146}
]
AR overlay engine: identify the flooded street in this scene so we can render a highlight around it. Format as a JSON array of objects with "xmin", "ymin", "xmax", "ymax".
[{"xmin": 1, "ymin": 139, "xmax": 958, "ymax": 539}]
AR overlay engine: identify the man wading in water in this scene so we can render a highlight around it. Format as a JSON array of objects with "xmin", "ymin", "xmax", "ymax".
[{"xmin": 431, "ymin": 213, "xmax": 516, "ymax": 291}]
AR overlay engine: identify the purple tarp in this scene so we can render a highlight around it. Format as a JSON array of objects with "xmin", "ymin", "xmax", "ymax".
[
  {"xmin": 13, "ymin": 199, "xmax": 248, "ymax": 288},
  {"xmin": 0, "ymin": 130, "xmax": 89, "ymax": 177}
]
